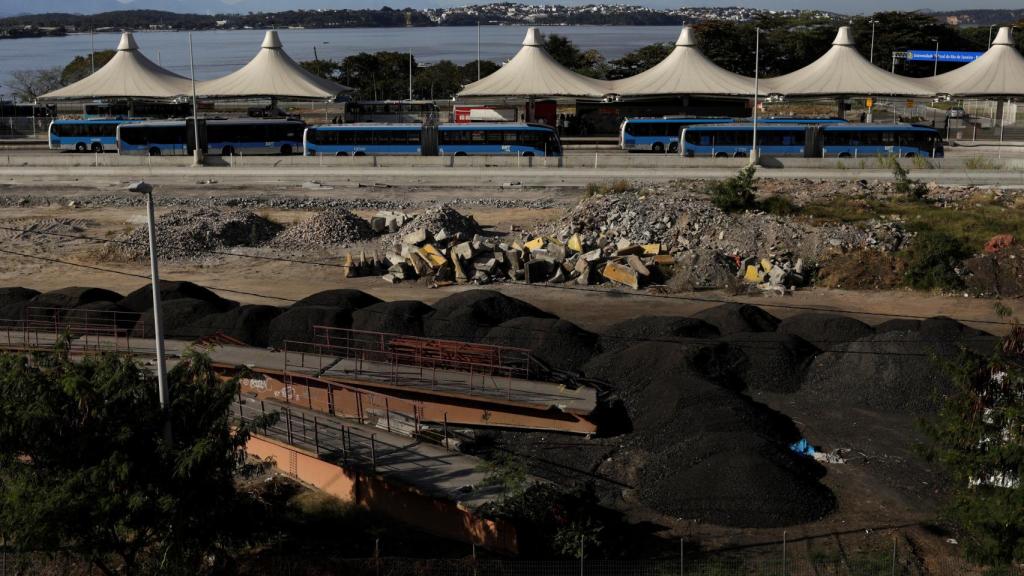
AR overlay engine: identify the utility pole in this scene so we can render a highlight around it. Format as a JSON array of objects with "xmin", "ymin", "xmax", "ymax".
[
  {"xmin": 188, "ymin": 32, "xmax": 202, "ymax": 166},
  {"xmin": 477, "ymin": 20, "xmax": 482, "ymax": 81},
  {"xmin": 408, "ymin": 51, "xmax": 413, "ymax": 101},
  {"xmin": 91, "ymin": 29, "xmax": 96, "ymax": 74},
  {"xmin": 751, "ymin": 27, "xmax": 761, "ymax": 165},
  {"xmin": 869, "ymin": 19, "xmax": 878, "ymax": 64},
  {"xmin": 933, "ymin": 39, "xmax": 940, "ymax": 76},
  {"xmin": 129, "ymin": 181, "xmax": 172, "ymax": 445}
]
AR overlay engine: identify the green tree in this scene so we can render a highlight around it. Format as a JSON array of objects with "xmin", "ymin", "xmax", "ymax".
[
  {"xmin": 300, "ymin": 58, "xmax": 343, "ymax": 82},
  {"xmin": 607, "ymin": 42, "xmax": 672, "ymax": 80},
  {"xmin": 61, "ymin": 49, "xmax": 115, "ymax": 85},
  {"xmin": 338, "ymin": 51, "xmax": 416, "ymax": 100},
  {"xmin": 903, "ymin": 229, "xmax": 970, "ymax": 291},
  {"xmin": 0, "ymin": 348, "xmax": 266, "ymax": 576},
  {"xmin": 922, "ymin": 336, "xmax": 1024, "ymax": 565},
  {"xmin": 542, "ymin": 34, "xmax": 607, "ymax": 78}
]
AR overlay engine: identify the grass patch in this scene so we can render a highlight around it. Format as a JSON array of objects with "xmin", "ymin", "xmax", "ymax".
[
  {"xmin": 585, "ymin": 179, "xmax": 630, "ymax": 197},
  {"xmin": 903, "ymin": 229, "xmax": 971, "ymax": 290},
  {"xmin": 965, "ymin": 156, "xmax": 1003, "ymax": 171}
]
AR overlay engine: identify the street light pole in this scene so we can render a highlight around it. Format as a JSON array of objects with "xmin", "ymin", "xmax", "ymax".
[
  {"xmin": 933, "ymin": 39, "xmax": 939, "ymax": 76},
  {"xmin": 988, "ymin": 25, "xmax": 996, "ymax": 48},
  {"xmin": 188, "ymin": 32, "xmax": 202, "ymax": 167},
  {"xmin": 477, "ymin": 20, "xmax": 482, "ymax": 81},
  {"xmin": 751, "ymin": 27, "xmax": 761, "ymax": 165},
  {"xmin": 129, "ymin": 181, "xmax": 171, "ymax": 445},
  {"xmin": 408, "ymin": 51, "xmax": 413, "ymax": 101},
  {"xmin": 869, "ymin": 20, "xmax": 877, "ymax": 64}
]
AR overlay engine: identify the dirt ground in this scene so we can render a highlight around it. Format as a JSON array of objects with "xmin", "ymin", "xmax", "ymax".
[{"xmin": 0, "ymin": 178, "xmax": 1016, "ymax": 572}]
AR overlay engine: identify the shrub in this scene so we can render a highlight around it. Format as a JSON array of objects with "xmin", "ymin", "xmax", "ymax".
[
  {"xmin": 890, "ymin": 160, "xmax": 929, "ymax": 200},
  {"xmin": 760, "ymin": 195, "xmax": 798, "ymax": 216},
  {"xmin": 585, "ymin": 179, "xmax": 630, "ymax": 197},
  {"xmin": 903, "ymin": 229, "xmax": 971, "ymax": 290},
  {"xmin": 709, "ymin": 165, "xmax": 757, "ymax": 213}
]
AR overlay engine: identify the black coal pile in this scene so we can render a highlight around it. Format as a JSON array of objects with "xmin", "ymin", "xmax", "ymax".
[
  {"xmin": 65, "ymin": 301, "xmax": 138, "ymax": 332},
  {"xmin": 718, "ymin": 332, "xmax": 819, "ymax": 393},
  {"xmin": 31, "ymin": 286, "xmax": 123, "ymax": 309},
  {"xmin": 802, "ymin": 319, "xmax": 996, "ymax": 414},
  {"xmin": 693, "ymin": 303, "xmax": 780, "ymax": 335},
  {"xmin": 267, "ymin": 306, "xmax": 351, "ymax": 349},
  {"xmin": 777, "ymin": 313, "xmax": 875, "ymax": 347},
  {"xmin": 599, "ymin": 315, "xmax": 719, "ymax": 353},
  {"xmin": 0, "ymin": 287, "xmax": 40, "ymax": 318},
  {"xmin": 292, "ymin": 289, "xmax": 382, "ymax": 312},
  {"xmin": 582, "ymin": 342, "xmax": 835, "ymax": 527},
  {"xmin": 875, "ymin": 318, "xmax": 921, "ymax": 333},
  {"xmin": 483, "ymin": 317, "xmax": 599, "ymax": 373},
  {"xmin": 424, "ymin": 290, "xmax": 553, "ymax": 341},
  {"xmin": 351, "ymin": 301, "xmax": 434, "ymax": 337},
  {"xmin": 183, "ymin": 305, "xmax": 283, "ymax": 347},
  {"xmin": 134, "ymin": 298, "xmax": 228, "ymax": 339},
  {"xmin": 119, "ymin": 281, "xmax": 237, "ymax": 314}
]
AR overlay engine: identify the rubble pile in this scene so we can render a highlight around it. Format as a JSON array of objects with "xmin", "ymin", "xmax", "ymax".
[
  {"xmin": 379, "ymin": 205, "xmax": 483, "ymax": 251},
  {"xmin": 98, "ymin": 209, "xmax": 283, "ymax": 261},
  {"xmin": 271, "ymin": 208, "xmax": 375, "ymax": 248}
]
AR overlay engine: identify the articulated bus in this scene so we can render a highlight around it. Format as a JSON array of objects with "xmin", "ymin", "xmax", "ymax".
[
  {"xmin": 304, "ymin": 123, "xmax": 562, "ymax": 157},
  {"xmin": 116, "ymin": 118, "xmax": 305, "ymax": 156},
  {"xmin": 619, "ymin": 117, "xmax": 847, "ymax": 153},
  {"xmin": 49, "ymin": 119, "xmax": 141, "ymax": 152},
  {"xmin": 680, "ymin": 123, "xmax": 943, "ymax": 158}
]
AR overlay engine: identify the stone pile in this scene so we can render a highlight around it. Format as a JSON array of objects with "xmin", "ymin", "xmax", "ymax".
[{"xmin": 270, "ymin": 208, "xmax": 375, "ymax": 248}]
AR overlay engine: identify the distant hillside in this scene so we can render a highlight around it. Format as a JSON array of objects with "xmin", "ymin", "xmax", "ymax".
[{"xmin": 929, "ymin": 9, "xmax": 1024, "ymax": 26}]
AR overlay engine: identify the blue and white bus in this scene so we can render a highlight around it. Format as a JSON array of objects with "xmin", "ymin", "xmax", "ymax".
[
  {"xmin": 116, "ymin": 118, "xmax": 305, "ymax": 156},
  {"xmin": 619, "ymin": 117, "xmax": 847, "ymax": 153},
  {"xmin": 304, "ymin": 123, "xmax": 562, "ymax": 157},
  {"xmin": 304, "ymin": 124, "xmax": 423, "ymax": 156},
  {"xmin": 437, "ymin": 123, "xmax": 561, "ymax": 157},
  {"xmin": 820, "ymin": 124, "xmax": 943, "ymax": 158},
  {"xmin": 680, "ymin": 123, "xmax": 943, "ymax": 158},
  {"xmin": 49, "ymin": 119, "xmax": 140, "ymax": 153}
]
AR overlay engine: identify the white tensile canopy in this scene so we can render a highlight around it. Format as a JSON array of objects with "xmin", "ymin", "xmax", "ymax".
[
  {"xmin": 458, "ymin": 27, "xmax": 612, "ymax": 98},
  {"xmin": 197, "ymin": 30, "xmax": 351, "ymax": 100},
  {"xmin": 764, "ymin": 27, "xmax": 933, "ymax": 97},
  {"xmin": 39, "ymin": 32, "xmax": 192, "ymax": 101},
  {"xmin": 928, "ymin": 27, "xmax": 1024, "ymax": 96},
  {"xmin": 610, "ymin": 26, "xmax": 759, "ymax": 97}
]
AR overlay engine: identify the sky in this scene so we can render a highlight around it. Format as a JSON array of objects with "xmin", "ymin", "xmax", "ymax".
[{"xmin": 2, "ymin": 0, "xmax": 1023, "ymax": 15}]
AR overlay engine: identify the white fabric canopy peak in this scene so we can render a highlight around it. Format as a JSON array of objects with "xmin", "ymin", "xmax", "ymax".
[
  {"xmin": 610, "ymin": 26, "xmax": 760, "ymax": 97},
  {"xmin": 197, "ymin": 30, "xmax": 351, "ymax": 100},
  {"xmin": 928, "ymin": 27, "xmax": 1024, "ymax": 97},
  {"xmin": 763, "ymin": 27, "xmax": 933, "ymax": 97},
  {"xmin": 458, "ymin": 27, "xmax": 612, "ymax": 98},
  {"xmin": 39, "ymin": 32, "xmax": 192, "ymax": 101}
]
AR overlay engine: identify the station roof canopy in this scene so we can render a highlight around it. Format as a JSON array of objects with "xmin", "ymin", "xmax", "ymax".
[
  {"xmin": 764, "ymin": 27, "xmax": 933, "ymax": 97},
  {"xmin": 197, "ymin": 30, "xmax": 351, "ymax": 100},
  {"xmin": 458, "ymin": 27, "xmax": 612, "ymax": 98},
  {"xmin": 610, "ymin": 26, "xmax": 759, "ymax": 97},
  {"xmin": 928, "ymin": 27, "xmax": 1024, "ymax": 97},
  {"xmin": 38, "ymin": 32, "xmax": 192, "ymax": 101}
]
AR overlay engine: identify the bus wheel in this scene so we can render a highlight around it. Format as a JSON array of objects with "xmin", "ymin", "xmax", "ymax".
[
  {"xmin": 148, "ymin": 147, "xmax": 161, "ymax": 157},
  {"xmin": 353, "ymin": 151, "xmax": 366, "ymax": 157},
  {"xmin": 221, "ymin": 146, "xmax": 234, "ymax": 157},
  {"xmin": 281, "ymin": 145, "xmax": 292, "ymax": 155},
  {"xmin": 522, "ymin": 152, "xmax": 534, "ymax": 157},
  {"xmin": 336, "ymin": 152, "xmax": 348, "ymax": 157},
  {"xmin": 904, "ymin": 153, "xmax": 916, "ymax": 158},
  {"xmin": 838, "ymin": 153, "xmax": 852, "ymax": 158},
  {"xmin": 90, "ymin": 143, "xmax": 103, "ymax": 153},
  {"xmin": 668, "ymin": 142, "xmax": 679, "ymax": 153},
  {"xmin": 714, "ymin": 152, "xmax": 728, "ymax": 158},
  {"xmin": 454, "ymin": 152, "xmax": 467, "ymax": 157},
  {"xmin": 684, "ymin": 150, "xmax": 694, "ymax": 158},
  {"xmin": 75, "ymin": 143, "xmax": 87, "ymax": 152},
  {"xmin": 651, "ymin": 142, "xmax": 665, "ymax": 153}
]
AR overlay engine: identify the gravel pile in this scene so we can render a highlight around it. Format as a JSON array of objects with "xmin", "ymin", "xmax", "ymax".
[
  {"xmin": 267, "ymin": 306, "xmax": 352, "ymax": 349},
  {"xmin": 270, "ymin": 208, "xmax": 375, "ymax": 249},
  {"xmin": 582, "ymin": 342, "xmax": 835, "ymax": 527},
  {"xmin": 119, "ymin": 281, "xmax": 237, "ymax": 314},
  {"xmin": 183, "ymin": 305, "xmax": 283, "ymax": 347},
  {"xmin": 718, "ymin": 332, "xmax": 819, "ymax": 393},
  {"xmin": 351, "ymin": 300, "xmax": 434, "ymax": 337},
  {"xmin": 693, "ymin": 303, "xmax": 780, "ymax": 335},
  {"xmin": 777, "ymin": 313, "xmax": 875, "ymax": 346},
  {"xmin": 98, "ymin": 209, "xmax": 283, "ymax": 262},
  {"xmin": 424, "ymin": 290, "xmax": 553, "ymax": 341},
  {"xmin": 134, "ymin": 298, "xmax": 228, "ymax": 339},
  {"xmin": 0, "ymin": 287, "xmax": 40, "ymax": 318},
  {"xmin": 802, "ymin": 319, "xmax": 997, "ymax": 414},
  {"xmin": 482, "ymin": 317, "xmax": 599, "ymax": 373},
  {"xmin": 31, "ymin": 287, "xmax": 123, "ymax": 309},
  {"xmin": 293, "ymin": 289, "xmax": 382, "ymax": 311},
  {"xmin": 599, "ymin": 315, "xmax": 719, "ymax": 353}
]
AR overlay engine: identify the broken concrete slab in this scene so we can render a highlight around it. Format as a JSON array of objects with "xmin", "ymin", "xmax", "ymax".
[
  {"xmin": 403, "ymin": 228, "xmax": 432, "ymax": 247},
  {"xmin": 602, "ymin": 261, "xmax": 639, "ymax": 290},
  {"xmin": 626, "ymin": 254, "xmax": 651, "ymax": 277}
]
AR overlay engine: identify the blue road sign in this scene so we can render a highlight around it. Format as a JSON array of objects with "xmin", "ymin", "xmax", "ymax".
[{"xmin": 906, "ymin": 50, "xmax": 983, "ymax": 62}]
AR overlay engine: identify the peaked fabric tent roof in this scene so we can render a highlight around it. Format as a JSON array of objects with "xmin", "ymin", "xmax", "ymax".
[
  {"xmin": 764, "ymin": 27, "xmax": 932, "ymax": 97},
  {"xmin": 197, "ymin": 31, "xmax": 350, "ymax": 100},
  {"xmin": 39, "ymin": 33, "xmax": 192, "ymax": 101},
  {"xmin": 610, "ymin": 27, "xmax": 759, "ymax": 96},
  {"xmin": 458, "ymin": 27, "xmax": 611, "ymax": 98},
  {"xmin": 928, "ymin": 27, "xmax": 1024, "ymax": 97}
]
